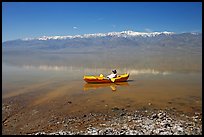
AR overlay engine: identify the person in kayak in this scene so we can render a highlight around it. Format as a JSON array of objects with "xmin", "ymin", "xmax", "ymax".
[{"xmin": 107, "ymin": 70, "xmax": 117, "ymax": 79}]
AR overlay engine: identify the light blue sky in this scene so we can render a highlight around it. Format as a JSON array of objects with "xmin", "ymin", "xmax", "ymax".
[{"xmin": 2, "ymin": 2, "xmax": 202, "ymax": 42}]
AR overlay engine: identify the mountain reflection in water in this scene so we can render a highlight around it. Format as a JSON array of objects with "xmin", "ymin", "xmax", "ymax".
[{"xmin": 2, "ymin": 43, "xmax": 202, "ymax": 118}]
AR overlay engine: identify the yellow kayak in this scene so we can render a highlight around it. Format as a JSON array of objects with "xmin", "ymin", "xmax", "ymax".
[{"xmin": 83, "ymin": 73, "xmax": 129, "ymax": 83}]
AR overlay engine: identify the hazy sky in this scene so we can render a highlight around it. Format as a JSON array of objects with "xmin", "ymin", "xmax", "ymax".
[{"xmin": 2, "ymin": 2, "xmax": 202, "ymax": 42}]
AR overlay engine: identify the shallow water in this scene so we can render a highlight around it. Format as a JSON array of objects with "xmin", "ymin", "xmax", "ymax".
[{"xmin": 2, "ymin": 45, "xmax": 202, "ymax": 117}]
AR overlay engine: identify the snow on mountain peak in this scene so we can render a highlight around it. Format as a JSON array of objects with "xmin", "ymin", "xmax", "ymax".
[{"xmin": 22, "ymin": 30, "xmax": 175, "ymax": 41}]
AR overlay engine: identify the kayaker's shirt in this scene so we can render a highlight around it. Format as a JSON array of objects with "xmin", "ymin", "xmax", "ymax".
[{"xmin": 107, "ymin": 74, "xmax": 117, "ymax": 79}]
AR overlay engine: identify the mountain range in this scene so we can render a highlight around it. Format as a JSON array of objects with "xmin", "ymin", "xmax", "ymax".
[{"xmin": 2, "ymin": 30, "xmax": 202, "ymax": 51}]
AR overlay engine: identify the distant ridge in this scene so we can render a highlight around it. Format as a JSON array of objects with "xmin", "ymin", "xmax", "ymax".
[
  {"xmin": 22, "ymin": 30, "xmax": 175, "ymax": 41},
  {"xmin": 3, "ymin": 30, "xmax": 201, "ymax": 50}
]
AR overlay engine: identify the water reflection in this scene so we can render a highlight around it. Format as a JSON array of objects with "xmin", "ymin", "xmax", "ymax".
[
  {"xmin": 83, "ymin": 82, "xmax": 129, "ymax": 91},
  {"xmin": 21, "ymin": 64, "xmax": 171, "ymax": 76}
]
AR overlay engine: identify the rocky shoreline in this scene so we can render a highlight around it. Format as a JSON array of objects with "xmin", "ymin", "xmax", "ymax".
[{"xmin": 31, "ymin": 108, "xmax": 202, "ymax": 135}]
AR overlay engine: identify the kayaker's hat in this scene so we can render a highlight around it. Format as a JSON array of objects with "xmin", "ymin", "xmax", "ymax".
[{"xmin": 112, "ymin": 70, "xmax": 117, "ymax": 74}]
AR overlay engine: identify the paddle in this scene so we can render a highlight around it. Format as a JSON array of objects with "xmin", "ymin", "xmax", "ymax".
[{"xmin": 110, "ymin": 78, "xmax": 115, "ymax": 82}]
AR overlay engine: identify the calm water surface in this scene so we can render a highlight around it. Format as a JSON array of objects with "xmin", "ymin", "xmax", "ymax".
[{"xmin": 2, "ymin": 46, "xmax": 202, "ymax": 117}]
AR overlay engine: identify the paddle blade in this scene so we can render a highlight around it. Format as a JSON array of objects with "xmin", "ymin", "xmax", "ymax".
[{"xmin": 110, "ymin": 78, "xmax": 115, "ymax": 82}]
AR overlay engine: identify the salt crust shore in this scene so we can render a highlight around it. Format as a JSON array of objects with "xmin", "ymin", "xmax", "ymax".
[{"xmin": 31, "ymin": 108, "xmax": 202, "ymax": 135}]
